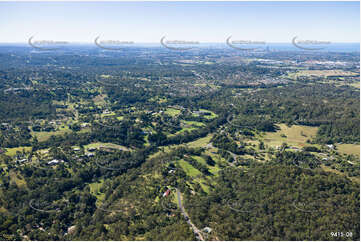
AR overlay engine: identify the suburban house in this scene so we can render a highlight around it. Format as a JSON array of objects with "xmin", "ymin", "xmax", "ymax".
[
  {"xmin": 203, "ymin": 227, "xmax": 212, "ymax": 233},
  {"xmin": 17, "ymin": 158, "xmax": 28, "ymax": 163},
  {"xmin": 47, "ymin": 159, "xmax": 64, "ymax": 165},
  {"xmin": 163, "ymin": 189, "xmax": 171, "ymax": 197}
]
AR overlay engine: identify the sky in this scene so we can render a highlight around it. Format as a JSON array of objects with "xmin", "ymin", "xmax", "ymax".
[{"xmin": 0, "ymin": 1, "xmax": 359, "ymax": 43}]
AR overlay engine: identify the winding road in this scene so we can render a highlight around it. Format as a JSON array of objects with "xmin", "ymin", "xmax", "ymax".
[{"xmin": 176, "ymin": 188, "xmax": 204, "ymax": 241}]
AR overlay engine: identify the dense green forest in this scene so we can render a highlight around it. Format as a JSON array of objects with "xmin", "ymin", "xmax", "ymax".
[{"xmin": 185, "ymin": 165, "xmax": 359, "ymax": 240}]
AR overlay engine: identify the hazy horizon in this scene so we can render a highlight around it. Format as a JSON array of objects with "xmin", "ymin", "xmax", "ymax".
[{"xmin": 0, "ymin": 1, "xmax": 359, "ymax": 43}]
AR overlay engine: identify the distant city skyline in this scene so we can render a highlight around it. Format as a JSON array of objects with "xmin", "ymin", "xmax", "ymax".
[{"xmin": 0, "ymin": 1, "xmax": 359, "ymax": 43}]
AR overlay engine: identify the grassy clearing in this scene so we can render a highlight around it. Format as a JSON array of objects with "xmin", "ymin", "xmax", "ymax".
[
  {"xmin": 148, "ymin": 96, "xmax": 167, "ymax": 104},
  {"xmin": 100, "ymin": 111, "xmax": 116, "ymax": 118},
  {"xmin": 84, "ymin": 142, "xmax": 129, "ymax": 151},
  {"xmin": 262, "ymin": 124, "xmax": 318, "ymax": 148},
  {"xmin": 78, "ymin": 127, "xmax": 91, "ymax": 133},
  {"xmin": 200, "ymin": 183, "xmax": 210, "ymax": 193},
  {"xmin": 183, "ymin": 120, "xmax": 205, "ymax": 127},
  {"xmin": 164, "ymin": 108, "xmax": 181, "ymax": 117},
  {"xmin": 192, "ymin": 109, "xmax": 217, "ymax": 119},
  {"xmin": 192, "ymin": 155, "xmax": 220, "ymax": 176},
  {"xmin": 240, "ymin": 154, "xmax": 257, "ymax": 160},
  {"xmin": 149, "ymin": 132, "xmax": 213, "ymax": 159},
  {"xmin": 204, "ymin": 148, "xmax": 228, "ymax": 166},
  {"xmin": 194, "ymin": 84, "xmax": 207, "ymax": 87},
  {"xmin": 31, "ymin": 126, "xmax": 71, "ymax": 142},
  {"xmin": 187, "ymin": 133, "xmax": 213, "ymax": 148},
  {"xmin": 5, "ymin": 146, "xmax": 32, "ymax": 156},
  {"xmin": 196, "ymin": 179, "xmax": 210, "ymax": 193},
  {"xmin": 192, "ymin": 155, "xmax": 207, "ymax": 165},
  {"xmin": 147, "ymin": 147, "xmax": 171, "ymax": 160},
  {"xmin": 337, "ymin": 144, "xmax": 360, "ymax": 156},
  {"xmin": 168, "ymin": 121, "xmax": 205, "ymax": 137},
  {"xmin": 200, "ymin": 109, "xmax": 218, "ymax": 119},
  {"xmin": 100, "ymin": 74, "xmax": 112, "ymax": 78},
  {"xmin": 147, "ymin": 133, "xmax": 214, "ymax": 166},
  {"xmin": 178, "ymin": 159, "xmax": 202, "ymax": 177},
  {"xmin": 89, "ymin": 179, "xmax": 105, "ymax": 203},
  {"xmin": 178, "ymin": 158, "xmax": 211, "ymax": 193},
  {"xmin": 290, "ymin": 70, "xmax": 358, "ymax": 78},
  {"xmin": 168, "ymin": 127, "xmax": 196, "ymax": 137},
  {"xmin": 158, "ymin": 98, "xmax": 167, "ymax": 104}
]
